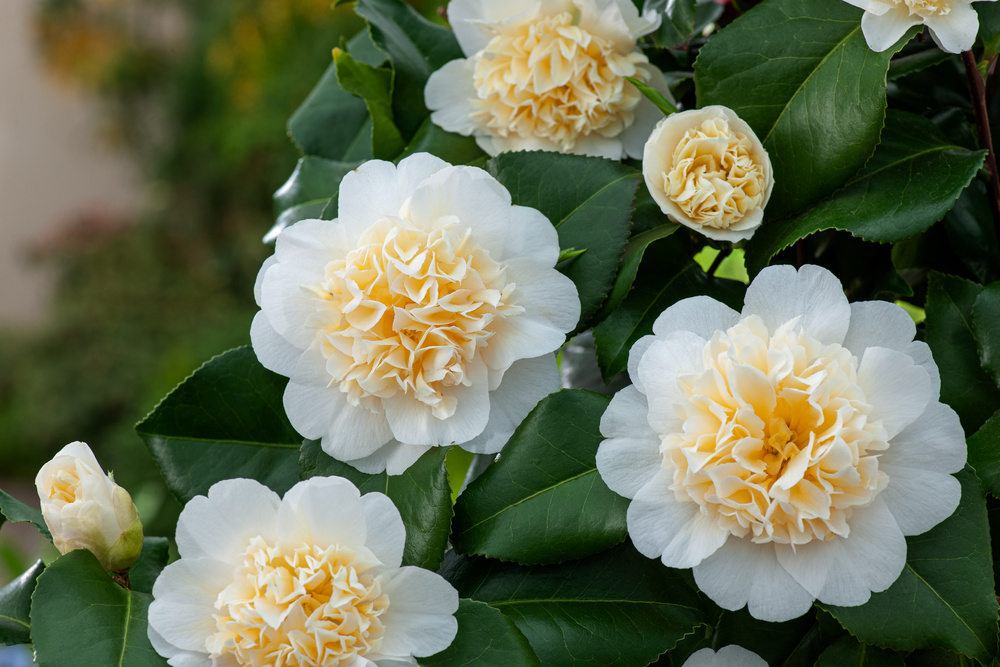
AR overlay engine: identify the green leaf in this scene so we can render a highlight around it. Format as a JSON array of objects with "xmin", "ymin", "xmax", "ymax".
[
  {"xmin": 593, "ymin": 234, "xmax": 746, "ymax": 380},
  {"xmin": 625, "ymin": 76, "xmax": 678, "ymax": 116},
  {"xmin": 925, "ymin": 273, "xmax": 1000, "ymax": 432},
  {"xmin": 345, "ymin": 26, "xmax": 386, "ymax": 66},
  {"xmin": 943, "ymin": 180, "xmax": 1000, "ymax": 284},
  {"xmin": 485, "ymin": 152, "xmax": 642, "ymax": 327},
  {"xmin": 0, "ymin": 488, "xmax": 50, "ymax": 541},
  {"xmin": 136, "ymin": 347, "xmax": 302, "ymax": 504},
  {"xmin": 441, "ymin": 544, "xmax": 712, "ymax": 667},
  {"xmin": 744, "ymin": 111, "xmax": 986, "ymax": 275},
  {"xmin": 594, "ymin": 224, "xmax": 679, "ymax": 322},
  {"xmin": 299, "ymin": 441, "xmax": 452, "ymax": 570},
  {"xmin": 824, "ymin": 467, "xmax": 999, "ymax": 662},
  {"xmin": 421, "ymin": 599, "xmax": 541, "ymax": 667},
  {"xmin": 0, "ymin": 560, "xmax": 43, "ymax": 646},
  {"xmin": 694, "ymin": 0, "xmax": 911, "ymax": 218},
  {"xmin": 711, "ymin": 607, "xmax": 838, "ymax": 666},
  {"xmin": 273, "ymin": 156, "xmax": 358, "ymax": 217},
  {"xmin": 353, "ymin": 0, "xmax": 463, "ymax": 138},
  {"xmin": 288, "ymin": 58, "xmax": 373, "ymax": 162},
  {"xmin": 399, "ymin": 117, "xmax": 486, "ymax": 165},
  {"xmin": 31, "ymin": 550, "xmax": 166, "ymax": 666},
  {"xmin": 888, "ymin": 41, "xmax": 951, "ymax": 81},
  {"xmin": 265, "ymin": 200, "xmax": 332, "ymax": 244},
  {"xmin": 647, "ymin": 0, "xmax": 697, "ymax": 49},
  {"xmin": 968, "ymin": 409, "xmax": 1000, "ymax": 498},
  {"xmin": 452, "ymin": 390, "xmax": 626, "ymax": 565},
  {"xmin": 815, "ymin": 636, "xmax": 906, "ymax": 666},
  {"xmin": 334, "ymin": 48, "xmax": 405, "ymax": 160},
  {"xmin": 128, "ymin": 537, "xmax": 170, "ymax": 596},
  {"xmin": 978, "ymin": 4, "xmax": 1000, "ymax": 58},
  {"xmin": 974, "ymin": 282, "xmax": 1000, "ymax": 388}
]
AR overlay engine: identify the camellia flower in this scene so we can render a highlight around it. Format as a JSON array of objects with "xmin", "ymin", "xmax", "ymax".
[
  {"xmin": 424, "ymin": 0, "xmax": 673, "ymax": 159},
  {"xmin": 643, "ymin": 105, "xmax": 773, "ymax": 243},
  {"xmin": 842, "ymin": 0, "xmax": 996, "ymax": 54},
  {"xmin": 147, "ymin": 476, "xmax": 460, "ymax": 667},
  {"xmin": 683, "ymin": 645, "xmax": 767, "ymax": 667},
  {"xmin": 596, "ymin": 264, "xmax": 965, "ymax": 622},
  {"xmin": 35, "ymin": 441, "xmax": 143, "ymax": 572},
  {"xmin": 252, "ymin": 153, "xmax": 579, "ymax": 474}
]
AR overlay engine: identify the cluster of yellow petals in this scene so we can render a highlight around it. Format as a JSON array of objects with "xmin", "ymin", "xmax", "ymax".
[
  {"xmin": 663, "ymin": 116, "xmax": 767, "ymax": 230},
  {"xmin": 209, "ymin": 537, "xmax": 389, "ymax": 666},
  {"xmin": 664, "ymin": 316, "xmax": 889, "ymax": 545},
  {"xmin": 891, "ymin": 0, "xmax": 951, "ymax": 16},
  {"xmin": 310, "ymin": 217, "xmax": 522, "ymax": 419},
  {"xmin": 471, "ymin": 11, "xmax": 649, "ymax": 152},
  {"xmin": 45, "ymin": 468, "xmax": 80, "ymax": 504}
]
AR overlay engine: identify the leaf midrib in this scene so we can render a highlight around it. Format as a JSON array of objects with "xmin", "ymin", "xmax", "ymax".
[
  {"xmin": 0, "ymin": 612, "xmax": 29, "ymax": 629},
  {"xmin": 116, "ymin": 591, "xmax": 133, "ymax": 667},
  {"xmin": 553, "ymin": 173, "xmax": 639, "ymax": 228},
  {"xmin": 136, "ymin": 433, "xmax": 301, "ymax": 450},
  {"xmin": 459, "ymin": 468, "xmax": 595, "ymax": 533},
  {"xmin": 490, "ymin": 598, "xmax": 702, "ymax": 611},
  {"xmin": 906, "ymin": 562, "xmax": 988, "ymax": 656}
]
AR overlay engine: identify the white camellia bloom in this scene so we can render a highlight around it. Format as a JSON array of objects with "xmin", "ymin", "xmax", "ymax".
[
  {"xmin": 596, "ymin": 264, "xmax": 966, "ymax": 622},
  {"xmin": 643, "ymin": 106, "xmax": 773, "ymax": 243},
  {"xmin": 35, "ymin": 441, "xmax": 143, "ymax": 572},
  {"xmin": 424, "ymin": 0, "xmax": 673, "ymax": 159},
  {"xmin": 148, "ymin": 476, "xmax": 460, "ymax": 667},
  {"xmin": 842, "ymin": 0, "xmax": 996, "ymax": 53},
  {"xmin": 252, "ymin": 153, "xmax": 579, "ymax": 474},
  {"xmin": 683, "ymin": 645, "xmax": 767, "ymax": 667}
]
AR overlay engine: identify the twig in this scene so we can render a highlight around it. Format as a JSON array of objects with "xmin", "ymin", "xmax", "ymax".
[
  {"xmin": 962, "ymin": 50, "xmax": 1000, "ymax": 233},
  {"xmin": 707, "ymin": 247, "xmax": 732, "ymax": 276}
]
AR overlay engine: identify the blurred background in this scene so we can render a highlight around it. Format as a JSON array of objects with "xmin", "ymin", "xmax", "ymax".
[{"xmin": 0, "ymin": 0, "xmax": 444, "ymax": 595}]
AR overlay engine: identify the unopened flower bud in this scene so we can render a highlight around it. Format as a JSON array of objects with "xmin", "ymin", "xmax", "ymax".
[{"xmin": 35, "ymin": 441, "xmax": 143, "ymax": 572}]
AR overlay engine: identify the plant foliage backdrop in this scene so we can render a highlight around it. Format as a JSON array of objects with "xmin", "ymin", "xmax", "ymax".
[{"xmin": 3, "ymin": 0, "xmax": 1000, "ymax": 664}]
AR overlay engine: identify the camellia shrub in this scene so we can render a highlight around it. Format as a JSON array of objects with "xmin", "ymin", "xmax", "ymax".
[{"xmin": 3, "ymin": 0, "xmax": 1000, "ymax": 664}]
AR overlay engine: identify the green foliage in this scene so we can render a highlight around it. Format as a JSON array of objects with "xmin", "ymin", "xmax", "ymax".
[
  {"xmin": 299, "ymin": 442, "xmax": 452, "ymax": 569},
  {"xmin": 31, "ymin": 551, "xmax": 165, "ymax": 666},
  {"xmin": 421, "ymin": 599, "xmax": 542, "ymax": 666},
  {"xmin": 0, "ymin": 561, "xmax": 42, "ymax": 646},
  {"xmin": 0, "ymin": 490, "xmax": 50, "ymax": 541},
  {"xmin": 334, "ymin": 48, "xmax": 406, "ymax": 159},
  {"xmin": 136, "ymin": 347, "xmax": 302, "ymax": 503},
  {"xmin": 452, "ymin": 390, "xmax": 627, "ymax": 565}
]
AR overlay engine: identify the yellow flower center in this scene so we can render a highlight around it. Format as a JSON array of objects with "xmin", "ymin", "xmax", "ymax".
[
  {"xmin": 49, "ymin": 469, "xmax": 81, "ymax": 504},
  {"xmin": 662, "ymin": 116, "xmax": 767, "ymax": 230},
  {"xmin": 891, "ymin": 0, "xmax": 951, "ymax": 16},
  {"xmin": 209, "ymin": 537, "xmax": 389, "ymax": 667},
  {"xmin": 664, "ymin": 316, "xmax": 889, "ymax": 545},
  {"xmin": 471, "ymin": 11, "xmax": 649, "ymax": 152},
  {"xmin": 311, "ymin": 217, "xmax": 522, "ymax": 419}
]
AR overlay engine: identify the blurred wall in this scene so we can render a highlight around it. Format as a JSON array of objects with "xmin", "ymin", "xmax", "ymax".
[{"xmin": 0, "ymin": 0, "xmax": 141, "ymax": 327}]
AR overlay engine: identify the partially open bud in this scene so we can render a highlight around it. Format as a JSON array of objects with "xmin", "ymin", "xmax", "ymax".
[{"xmin": 35, "ymin": 441, "xmax": 143, "ymax": 572}]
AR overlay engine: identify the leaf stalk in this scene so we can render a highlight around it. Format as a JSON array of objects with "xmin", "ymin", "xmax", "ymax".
[{"xmin": 962, "ymin": 50, "xmax": 1000, "ymax": 234}]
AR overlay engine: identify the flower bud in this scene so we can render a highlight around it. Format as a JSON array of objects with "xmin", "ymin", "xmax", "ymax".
[
  {"xmin": 643, "ymin": 105, "xmax": 773, "ymax": 243},
  {"xmin": 35, "ymin": 441, "xmax": 143, "ymax": 572}
]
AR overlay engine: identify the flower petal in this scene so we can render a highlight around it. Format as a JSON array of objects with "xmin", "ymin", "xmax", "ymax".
[
  {"xmin": 693, "ymin": 539, "xmax": 815, "ymax": 622},
  {"xmin": 250, "ymin": 311, "xmax": 302, "ymax": 376},
  {"xmin": 637, "ymin": 331, "xmax": 707, "ymax": 435},
  {"xmin": 651, "ymin": 295, "xmax": 741, "ymax": 341},
  {"xmin": 174, "ymin": 478, "xmax": 281, "ymax": 561},
  {"xmin": 860, "ymin": 6, "xmax": 920, "ymax": 52},
  {"xmin": 742, "ymin": 264, "xmax": 850, "ymax": 344},
  {"xmin": 376, "ymin": 566, "xmax": 460, "ymax": 658},
  {"xmin": 338, "ymin": 155, "xmax": 450, "ymax": 230},
  {"xmin": 278, "ymin": 476, "xmax": 367, "ymax": 548},
  {"xmin": 902, "ymin": 339, "xmax": 941, "ymax": 397},
  {"xmin": 627, "ymin": 469, "xmax": 730, "ymax": 568},
  {"xmin": 857, "ymin": 346, "xmax": 933, "ymax": 439},
  {"xmin": 359, "ymin": 492, "xmax": 406, "ymax": 569},
  {"xmin": 597, "ymin": 385, "xmax": 662, "ymax": 498},
  {"xmin": 282, "ymin": 382, "xmax": 393, "ymax": 458},
  {"xmin": 149, "ymin": 558, "xmax": 233, "ymax": 652},
  {"xmin": 424, "ymin": 59, "xmax": 481, "ymax": 136},
  {"xmin": 776, "ymin": 495, "xmax": 906, "ymax": 607},
  {"xmin": 504, "ymin": 204, "xmax": 560, "ymax": 266},
  {"xmin": 881, "ymin": 401, "xmax": 966, "ymax": 474},
  {"xmin": 447, "ymin": 0, "xmax": 541, "ymax": 54},
  {"xmin": 926, "ymin": 3, "xmax": 980, "ymax": 54},
  {"xmin": 345, "ymin": 441, "xmax": 434, "ymax": 475},
  {"xmin": 841, "ymin": 300, "xmax": 916, "ymax": 358}
]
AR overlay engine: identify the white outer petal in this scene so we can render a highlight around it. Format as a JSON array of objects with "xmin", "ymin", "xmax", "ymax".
[
  {"xmin": 925, "ymin": 2, "xmax": 980, "ymax": 54},
  {"xmin": 683, "ymin": 646, "xmax": 768, "ymax": 667},
  {"xmin": 742, "ymin": 264, "xmax": 851, "ymax": 344},
  {"xmin": 359, "ymin": 492, "xmax": 407, "ymax": 569},
  {"xmin": 856, "ymin": 346, "xmax": 933, "ymax": 440},
  {"xmin": 860, "ymin": 6, "xmax": 920, "ymax": 52},
  {"xmin": 447, "ymin": 0, "xmax": 542, "ymax": 55},
  {"xmin": 693, "ymin": 538, "xmax": 815, "ymax": 622},
  {"xmin": 278, "ymin": 476, "xmax": 368, "ymax": 550},
  {"xmin": 174, "ymin": 478, "xmax": 281, "ymax": 562},
  {"xmin": 504, "ymin": 204, "xmax": 561, "ymax": 266},
  {"xmin": 637, "ymin": 331, "xmax": 707, "ymax": 435},
  {"xmin": 841, "ymin": 300, "xmax": 916, "ymax": 358},
  {"xmin": 651, "ymin": 295, "xmax": 741, "ymax": 341},
  {"xmin": 376, "ymin": 566, "xmax": 460, "ymax": 658},
  {"xmin": 424, "ymin": 59, "xmax": 482, "ymax": 136},
  {"xmin": 776, "ymin": 495, "xmax": 906, "ymax": 607},
  {"xmin": 338, "ymin": 155, "xmax": 450, "ymax": 231},
  {"xmin": 345, "ymin": 441, "xmax": 434, "ymax": 476},
  {"xmin": 283, "ymin": 381, "xmax": 394, "ymax": 459},
  {"xmin": 250, "ymin": 311, "xmax": 302, "ymax": 377},
  {"xmin": 148, "ymin": 558, "xmax": 233, "ymax": 653},
  {"xmin": 596, "ymin": 385, "xmax": 662, "ymax": 498}
]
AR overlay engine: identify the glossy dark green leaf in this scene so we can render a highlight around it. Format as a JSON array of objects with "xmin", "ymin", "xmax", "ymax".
[
  {"xmin": 974, "ymin": 282, "xmax": 1000, "ymax": 388},
  {"xmin": 824, "ymin": 467, "xmax": 998, "ymax": 662},
  {"xmin": 815, "ymin": 636, "xmax": 906, "ymax": 666},
  {"xmin": 334, "ymin": 48, "xmax": 405, "ymax": 160},
  {"xmin": 0, "ymin": 560, "xmax": 43, "ymax": 645},
  {"xmin": 925, "ymin": 273, "xmax": 1000, "ymax": 432},
  {"xmin": 128, "ymin": 537, "xmax": 170, "ymax": 596},
  {"xmin": 594, "ymin": 224, "xmax": 679, "ymax": 323},
  {"xmin": 452, "ymin": 390, "xmax": 625, "ymax": 565},
  {"xmin": 887, "ymin": 41, "xmax": 951, "ymax": 81},
  {"xmin": 136, "ymin": 346, "xmax": 302, "ymax": 504},
  {"xmin": 626, "ymin": 76, "xmax": 678, "ymax": 116},
  {"xmin": 647, "ymin": 0, "xmax": 697, "ymax": 49},
  {"xmin": 299, "ymin": 441, "xmax": 452, "ymax": 570},
  {"xmin": 593, "ymin": 235, "xmax": 746, "ymax": 380},
  {"xmin": 978, "ymin": 4, "xmax": 1000, "ymax": 58},
  {"xmin": 399, "ymin": 117, "xmax": 486, "ymax": 165},
  {"xmin": 31, "ymin": 550, "xmax": 166, "ymax": 666},
  {"xmin": 421, "ymin": 599, "xmax": 541, "ymax": 667},
  {"xmin": 345, "ymin": 26, "xmax": 386, "ymax": 66},
  {"xmin": 710, "ymin": 607, "xmax": 835, "ymax": 667},
  {"xmin": 288, "ymin": 58, "xmax": 373, "ymax": 162},
  {"xmin": 273, "ymin": 156, "xmax": 358, "ymax": 217},
  {"xmin": 0, "ymin": 488, "xmax": 49, "ymax": 540},
  {"xmin": 968, "ymin": 409, "xmax": 1000, "ymax": 498},
  {"xmin": 745, "ymin": 111, "xmax": 985, "ymax": 274},
  {"xmin": 353, "ymin": 0, "xmax": 463, "ymax": 138},
  {"xmin": 944, "ymin": 180, "xmax": 1000, "ymax": 284},
  {"xmin": 485, "ymin": 152, "xmax": 642, "ymax": 327},
  {"xmin": 265, "ymin": 200, "xmax": 332, "ymax": 244},
  {"xmin": 695, "ymin": 0, "xmax": 911, "ymax": 218},
  {"xmin": 441, "ymin": 544, "xmax": 712, "ymax": 667}
]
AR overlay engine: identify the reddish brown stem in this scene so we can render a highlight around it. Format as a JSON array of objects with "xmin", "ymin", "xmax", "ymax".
[{"xmin": 962, "ymin": 50, "xmax": 1000, "ymax": 233}]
